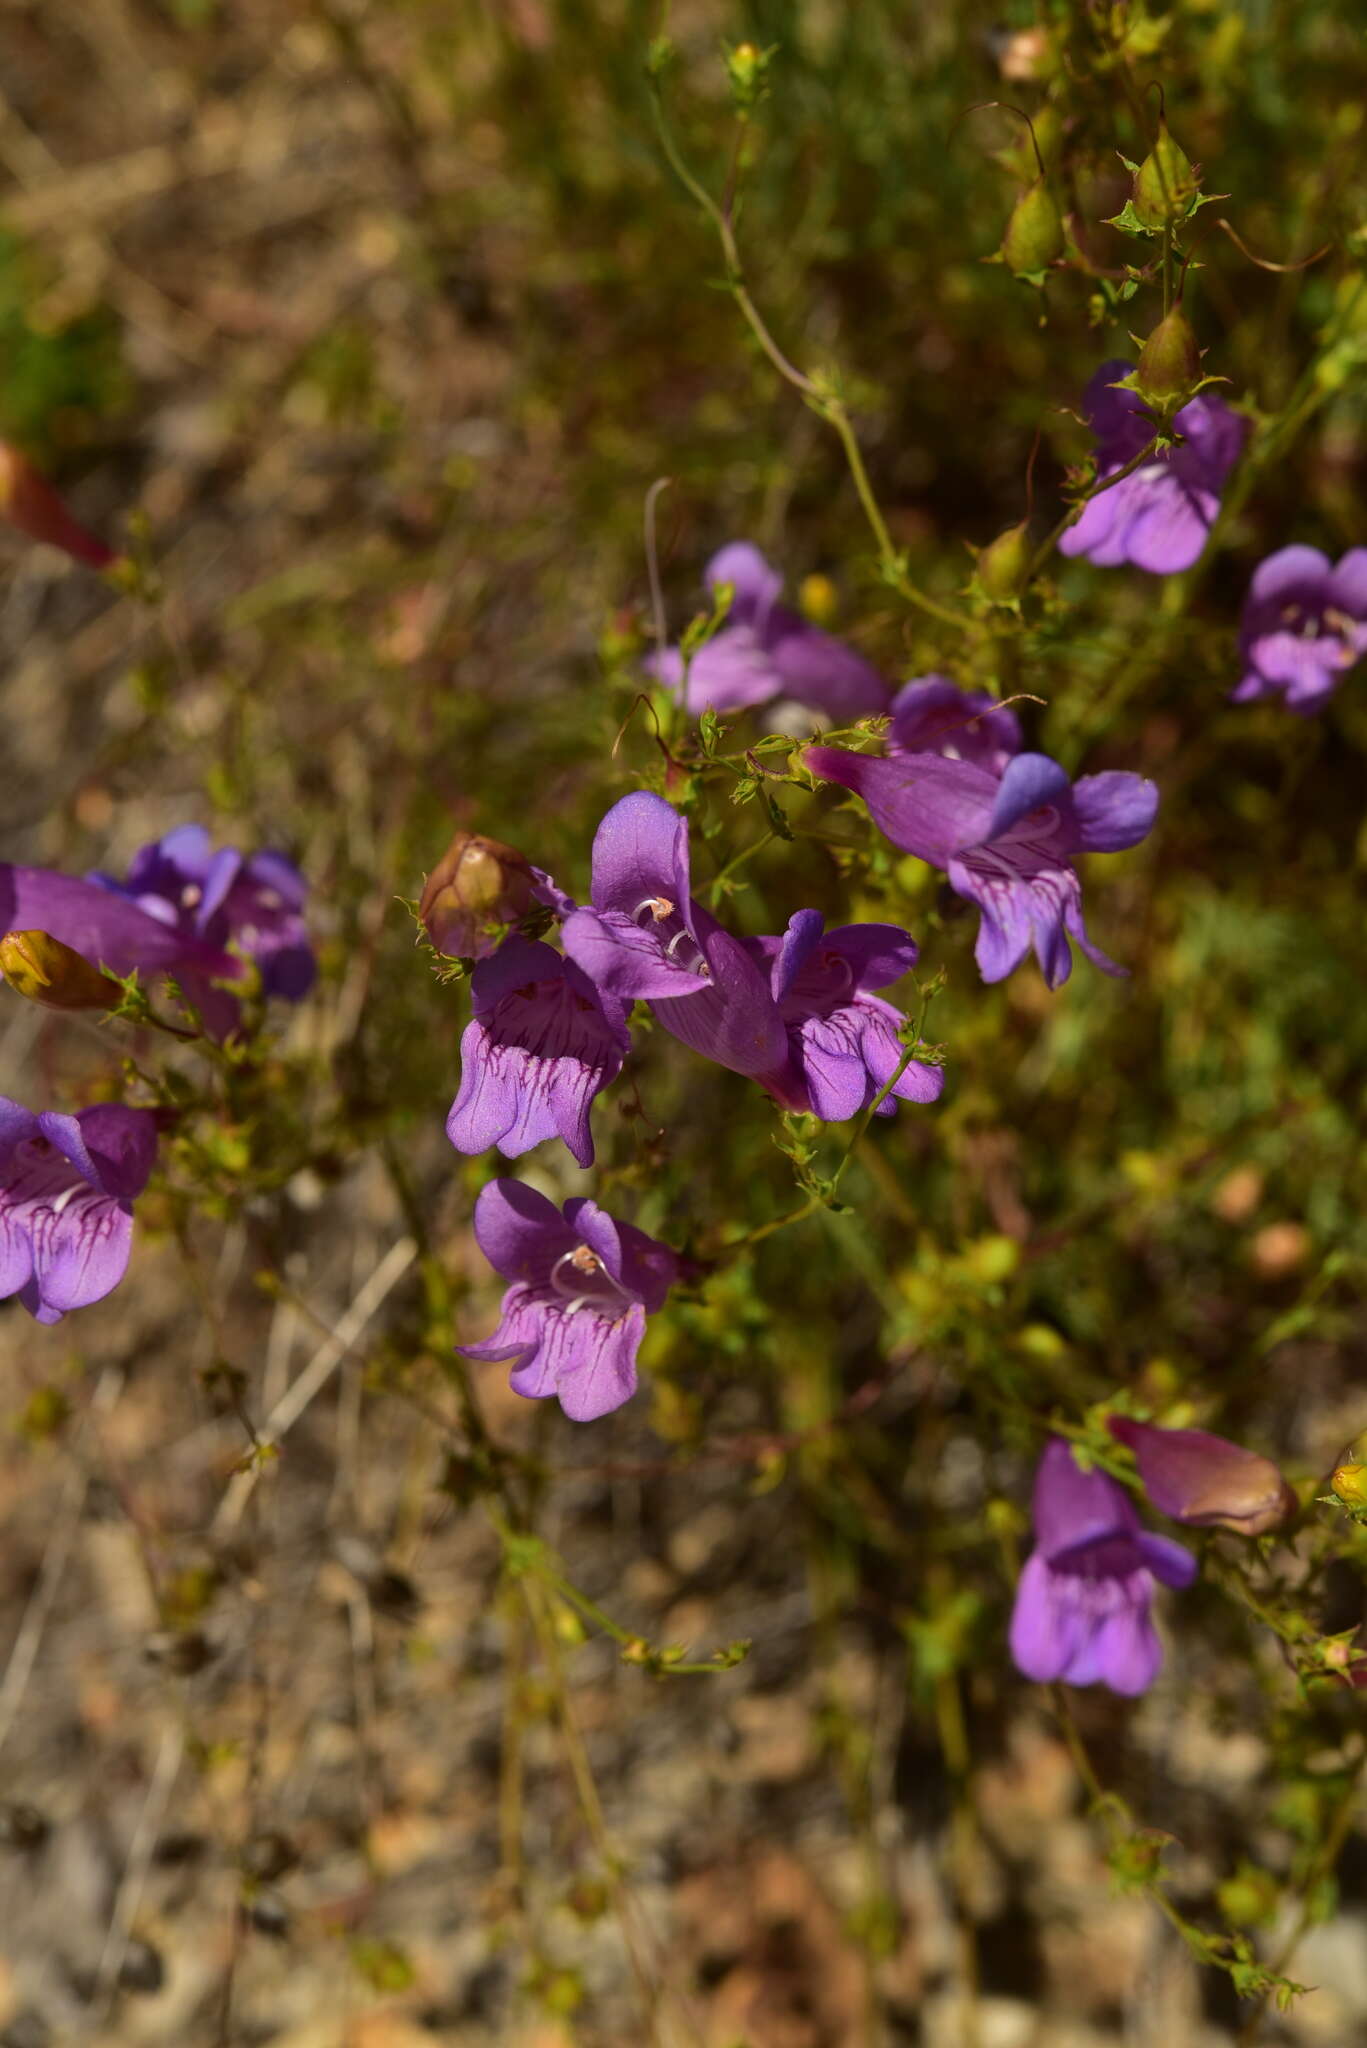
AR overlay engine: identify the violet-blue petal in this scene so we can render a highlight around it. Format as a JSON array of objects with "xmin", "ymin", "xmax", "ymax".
[
  {"xmin": 889, "ymin": 677, "xmax": 1023, "ymax": 770},
  {"xmin": 1248, "ymin": 544, "xmax": 1332, "ymax": 604},
  {"xmin": 587, "ymin": 791, "xmax": 693, "ymax": 921},
  {"xmin": 1094, "ymin": 1598, "xmax": 1164, "ymax": 1696},
  {"xmin": 1032, "ymin": 1440, "xmax": 1139, "ymax": 1562},
  {"xmin": 706, "ymin": 540, "xmax": 784, "ymax": 616},
  {"xmin": 40, "ymin": 1105, "xmax": 158, "ymax": 1200},
  {"xmin": 805, "ymin": 747, "xmax": 997, "ymax": 864},
  {"xmin": 1009, "ymin": 1554, "xmax": 1080, "ymax": 1683},
  {"xmin": 0, "ymin": 865, "xmax": 241, "ymax": 984},
  {"xmin": 1137, "ymin": 1530, "xmax": 1199, "ymax": 1590},
  {"xmin": 1328, "ymin": 547, "xmax": 1367, "ymax": 614},
  {"xmin": 561, "ymin": 905, "xmax": 710, "ymax": 999},
  {"xmin": 471, "ymin": 1178, "xmax": 577, "ymax": 1285},
  {"xmin": 987, "ymin": 753, "xmax": 1074, "ymax": 840},
  {"xmin": 1067, "ymin": 772, "xmax": 1159, "ymax": 853}
]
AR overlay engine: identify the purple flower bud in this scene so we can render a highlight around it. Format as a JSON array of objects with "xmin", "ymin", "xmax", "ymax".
[
  {"xmin": 1009, "ymin": 1439, "xmax": 1195, "ymax": 1696},
  {"xmin": 1231, "ymin": 545, "xmax": 1367, "ymax": 714},
  {"xmin": 0, "ymin": 1097, "xmax": 158, "ymax": 1324},
  {"xmin": 804, "ymin": 744, "xmax": 1157, "ymax": 988},
  {"xmin": 1059, "ymin": 361, "xmax": 1247, "ymax": 575},
  {"xmin": 1107, "ymin": 1417, "xmax": 1295, "ymax": 1535},
  {"xmin": 646, "ymin": 542, "xmax": 889, "ymax": 721},
  {"xmin": 419, "ymin": 830, "xmax": 539, "ymax": 960},
  {"xmin": 460, "ymin": 1179, "xmax": 678, "ymax": 1421}
]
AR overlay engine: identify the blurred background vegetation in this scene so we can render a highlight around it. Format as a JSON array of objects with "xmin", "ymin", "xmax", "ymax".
[{"xmin": 1, "ymin": 2, "xmax": 1366, "ymax": 2044}]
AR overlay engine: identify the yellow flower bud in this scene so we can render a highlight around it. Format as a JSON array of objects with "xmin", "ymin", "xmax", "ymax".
[
  {"xmin": 0, "ymin": 930, "xmax": 121, "ymax": 1011},
  {"xmin": 1332, "ymin": 1462, "xmax": 1367, "ymax": 1507},
  {"xmin": 798, "ymin": 573, "xmax": 840, "ymax": 628}
]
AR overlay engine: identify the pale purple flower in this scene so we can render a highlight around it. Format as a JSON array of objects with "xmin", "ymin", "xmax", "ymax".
[
  {"xmin": 0, "ymin": 862, "xmax": 244, "ymax": 1036},
  {"xmin": 445, "ymin": 936, "xmax": 630, "ymax": 1168},
  {"xmin": 888, "ymin": 677, "xmax": 1022, "ymax": 774},
  {"xmin": 561, "ymin": 792, "xmax": 799, "ymax": 1102},
  {"xmin": 460, "ymin": 1179, "xmax": 678, "ymax": 1421},
  {"xmin": 90, "ymin": 825, "xmax": 315, "ymax": 1001},
  {"xmin": 647, "ymin": 542, "xmax": 889, "ymax": 720},
  {"xmin": 1231, "ymin": 545, "xmax": 1367, "ymax": 713},
  {"xmin": 1107, "ymin": 1416, "xmax": 1294, "ymax": 1536},
  {"xmin": 1009, "ymin": 1439, "xmax": 1196, "ymax": 1696},
  {"xmin": 0, "ymin": 1098, "xmax": 158, "ymax": 1324},
  {"xmin": 805, "ymin": 745, "xmax": 1157, "ymax": 988},
  {"xmin": 743, "ymin": 911, "xmax": 943, "ymax": 1121},
  {"xmin": 1059, "ymin": 360, "xmax": 1248, "ymax": 575}
]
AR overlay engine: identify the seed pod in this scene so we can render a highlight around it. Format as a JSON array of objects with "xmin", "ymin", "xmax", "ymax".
[
  {"xmin": 1134, "ymin": 308, "xmax": 1202, "ymax": 407},
  {"xmin": 1133, "ymin": 121, "xmax": 1199, "ymax": 230},
  {"xmin": 0, "ymin": 930, "xmax": 122, "ymax": 1012},
  {"xmin": 419, "ymin": 830, "xmax": 537, "ymax": 960},
  {"xmin": 0, "ymin": 442, "xmax": 116, "ymax": 569},
  {"xmin": 1001, "ymin": 178, "xmax": 1065, "ymax": 276},
  {"xmin": 977, "ymin": 521, "xmax": 1032, "ymax": 602}
]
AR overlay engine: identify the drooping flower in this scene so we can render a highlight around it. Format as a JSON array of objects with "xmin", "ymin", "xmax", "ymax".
[
  {"xmin": 89, "ymin": 826, "xmax": 315, "ymax": 1002},
  {"xmin": 743, "ymin": 911, "xmax": 944, "ymax": 1121},
  {"xmin": 1009, "ymin": 1439, "xmax": 1196, "ymax": 1696},
  {"xmin": 647, "ymin": 542, "xmax": 889, "ymax": 721},
  {"xmin": 887, "ymin": 677, "xmax": 1023, "ymax": 774},
  {"xmin": 1107, "ymin": 1416, "xmax": 1295, "ymax": 1536},
  {"xmin": 1058, "ymin": 360, "xmax": 1248, "ymax": 575},
  {"xmin": 460, "ymin": 1179, "xmax": 678, "ymax": 1422},
  {"xmin": 561, "ymin": 792, "xmax": 797, "ymax": 1099},
  {"xmin": 0, "ymin": 862, "xmax": 244, "ymax": 1035},
  {"xmin": 445, "ymin": 936, "xmax": 630, "ymax": 1168},
  {"xmin": 1230, "ymin": 545, "xmax": 1367, "ymax": 714},
  {"xmin": 0, "ymin": 442, "xmax": 118, "ymax": 571},
  {"xmin": 0, "ymin": 1098, "xmax": 158, "ymax": 1324},
  {"xmin": 804, "ymin": 745, "xmax": 1157, "ymax": 988}
]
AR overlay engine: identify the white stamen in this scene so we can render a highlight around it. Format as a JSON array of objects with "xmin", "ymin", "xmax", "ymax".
[{"xmin": 633, "ymin": 895, "xmax": 674, "ymax": 923}]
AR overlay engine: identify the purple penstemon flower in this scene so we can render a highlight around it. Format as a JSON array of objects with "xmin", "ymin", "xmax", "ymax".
[
  {"xmin": 1010, "ymin": 1439, "xmax": 1196, "ymax": 1696},
  {"xmin": 90, "ymin": 825, "xmax": 315, "ymax": 1002},
  {"xmin": 887, "ymin": 676, "xmax": 1023, "ymax": 774},
  {"xmin": 1059, "ymin": 359, "xmax": 1248, "ymax": 575},
  {"xmin": 561, "ymin": 792, "xmax": 800, "ymax": 1102},
  {"xmin": 804, "ymin": 745, "xmax": 1158, "ymax": 989},
  {"xmin": 0, "ymin": 1098, "xmax": 158, "ymax": 1324},
  {"xmin": 0, "ymin": 862, "xmax": 244, "ymax": 1035},
  {"xmin": 743, "ymin": 911, "xmax": 943, "ymax": 1121},
  {"xmin": 1231, "ymin": 544, "xmax": 1367, "ymax": 713},
  {"xmin": 445, "ymin": 935, "xmax": 630, "ymax": 1168},
  {"xmin": 647, "ymin": 542, "xmax": 889, "ymax": 721},
  {"xmin": 460, "ymin": 1179, "xmax": 678, "ymax": 1421}
]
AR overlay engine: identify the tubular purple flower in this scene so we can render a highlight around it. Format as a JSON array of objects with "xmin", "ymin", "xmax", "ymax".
[
  {"xmin": 888, "ymin": 677, "xmax": 1023, "ymax": 774},
  {"xmin": 0, "ymin": 862, "xmax": 245, "ymax": 1035},
  {"xmin": 1231, "ymin": 545, "xmax": 1367, "ymax": 714},
  {"xmin": 804, "ymin": 745, "xmax": 1157, "ymax": 989},
  {"xmin": 561, "ymin": 792, "xmax": 797, "ymax": 1099},
  {"xmin": 445, "ymin": 936, "xmax": 630, "ymax": 1168},
  {"xmin": 89, "ymin": 825, "xmax": 315, "ymax": 1002},
  {"xmin": 1107, "ymin": 1416, "xmax": 1295, "ymax": 1536},
  {"xmin": 0, "ymin": 1097, "xmax": 158, "ymax": 1324},
  {"xmin": 1059, "ymin": 360, "xmax": 1248, "ymax": 575},
  {"xmin": 743, "ymin": 911, "xmax": 944, "ymax": 1121},
  {"xmin": 646, "ymin": 542, "xmax": 889, "ymax": 720},
  {"xmin": 460, "ymin": 1179, "xmax": 679, "ymax": 1422},
  {"xmin": 1009, "ymin": 1439, "xmax": 1196, "ymax": 1696}
]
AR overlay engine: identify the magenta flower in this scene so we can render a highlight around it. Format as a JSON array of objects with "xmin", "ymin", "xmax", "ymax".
[
  {"xmin": 90, "ymin": 826, "xmax": 315, "ymax": 1002},
  {"xmin": 1107, "ymin": 1416, "xmax": 1294, "ymax": 1535},
  {"xmin": 1, "ymin": 862, "xmax": 244, "ymax": 1035},
  {"xmin": 460, "ymin": 1179, "xmax": 678, "ymax": 1421},
  {"xmin": 445, "ymin": 936, "xmax": 630, "ymax": 1168},
  {"xmin": 1230, "ymin": 545, "xmax": 1367, "ymax": 714},
  {"xmin": 647, "ymin": 542, "xmax": 889, "ymax": 721},
  {"xmin": 561, "ymin": 792, "xmax": 797, "ymax": 1100},
  {"xmin": 1059, "ymin": 361, "xmax": 1248, "ymax": 575},
  {"xmin": 888, "ymin": 677, "xmax": 1023, "ymax": 775},
  {"xmin": 805, "ymin": 745, "xmax": 1157, "ymax": 988},
  {"xmin": 0, "ymin": 1098, "xmax": 158, "ymax": 1324},
  {"xmin": 1010, "ymin": 1439, "xmax": 1196, "ymax": 1696},
  {"xmin": 743, "ymin": 911, "xmax": 943, "ymax": 1121}
]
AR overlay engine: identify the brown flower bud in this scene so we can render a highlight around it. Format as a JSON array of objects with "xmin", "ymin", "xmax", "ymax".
[
  {"xmin": 418, "ymin": 831, "xmax": 537, "ymax": 960},
  {"xmin": 0, "ymin": 930, "xmax": 122, "ymax": 1011},
  {"xmin": 1001, "ymin": 178, "xmax": 1065, "ymax": 277},
  {"xmin": 977, "ymin": 521, "xmax": 1032, "ymax": 603},
  {"xmin": 1108, "ymin": 1415, "xmax": 1295, "ymax": 1536},
  {"xmin": 1132, "ymin": 122, "xmax": 1199, "ymax": 231},
  {"xmin": 1134, "ymin": 308, "xmax": 1202, "ymax": 409},
  {"xmin": 0, "ymin": 442, "xmax": 116, "ymax": 570}
]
